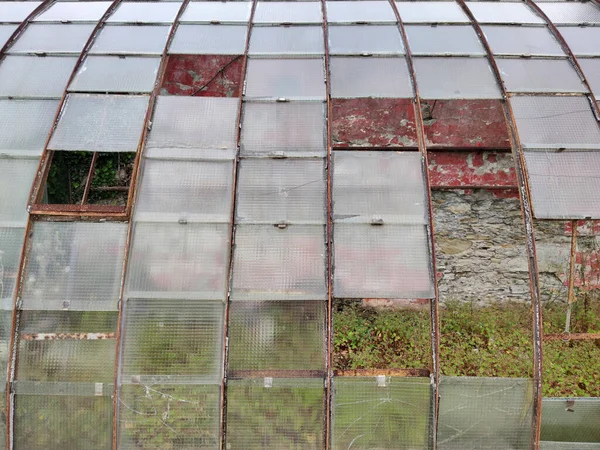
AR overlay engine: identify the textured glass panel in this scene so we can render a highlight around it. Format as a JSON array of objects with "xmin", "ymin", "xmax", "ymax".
[
  {"xmin": 226, "ymin": 378, "xmax": 324, "ymax": 450},
  {"xmin": 406, "ymin": 25, "xmax": 485, "ymax": 56},
  {"xmin": 539, "ymin": 3, "xmax": 600, "ymax": 24},
  {"xmin": 147, "ymin": 96, "xmax": 239, "ymax": 157},
  {"xmin": 34, "ymin": 2, "xmax": 112, "ymax": 22},
  {"xmin": 498, "ymin": 59, "xmax": 586, "ymax": 93},
  {"xmin": 245, "ymin": 58, "xmax": 326, "ymax": 100},
  {"xmin": 396, "ymin": 2, "xmax": 470, "ymax": 24},
  {"xmin": 120, "ymin": 299, "xmax": 223, "ymax": 383},
  {"xmin": 524, "ymin": 151, "xmax": 600, "ymax": 219},
  {"xmin": 9, "ymin": 24, "xmax": 95, "ymax": 54},
  {"xmin": 118, "ymin": 384, "xmax": 220, "ymax": 450},
  {"xmin": 438, "ymin": 377, "xmax": 533, "ymax": 450},
  {"xmin": 240, "ymin": 102, "xmax": 326, "ymax": 157},
  {"xmin": 49, "ymin": 94, "xmax": 149, "ymax": 152},
  {"xmin": 69, "ymin": 56, "xmax": 160, "ymax": 93},
  {"xmin": 0, "ymin": 311, "xmax": 11, "ymax": 385},
  {"xmin": 0, "ymin": 158, "xmax": 38, "ymax": 224},
  {"xmin": 466, "ymin": 2, "xmax": 544, "ymax": 24},
  {"xmin": 580, "ymin": 58, "xmax": 600, "ymax": 97},
  {"xmin": 558, "ymin": 27, "xmax": 600, "ymax": 57},
  {"xmin": 126, "ymin": 222, "xmax": 230, "ymax": 300},
  {"xmin": 541, "ymin": 398, "xmax": 600, "ymax": 445},
  {"xmin": 231, "ymin": 225, "xmax": 326, "ymax": 301},
  {"xmin": 332, "ymin": 152, "xmax": 427, "ymax": 225},
  {"xmin": 326, "ymin": 1, "xmax": 396, "ymax": 24},
  {"xmin": 413, "ymin": 57, "xmax": 501, "ymax": 99},
  {"xmin": 236, "ymin": 159, "xmax": 326, "ymax": 224},
  {"xmin": 330, "ymin": 57, "xmax": 413, "ymax": 98},
  {"xmin": 333, "ymin": 224, "xmax": 434, "ymax": 299},
  {"xmin": 170, "ymin": 24, "xmax": 247, "ymax": 55},
  {"xmin": 107, "ymin": 2, "xmax": 181, "ymax": 23},
  {"xmin": 249, "ymin": 26, "xmax": 323, "ymax": 56},
  {"xmin": 0, "ymin": 227, "xmax": 25, "ymax": 304},
  {"xmin": 90, "ymin": 25, "xmax": 170, "ymax": 54},
  {"xmin": 482, "ymin": 26, "xmax": 564, "ymax": 57},
  {"xmin": 328, "ymin": 25, "xmax": 404, "ymax": 55},
  {"xmin": 135, "ymin": 159, "xmax": 233, "ymax": 223},
  {"xmin": 511, "ymin": 96, "xmax": 600, "ymax": 149},
  {"xmin": 0, "ymin": 99, "xmax": 59, "ymax": 153},
  {"xmin": 180, "ymin": 1, "xmax": 251, "ymax": 23},
  {"xmin": 228, "ymin": 301, "xmax": 325, "ymax": 372},
  {"xmin": 253, "ymin": 2, "xmax": 322, "ymax": 24},
  {"xmin": 0, "ymin": 55, "xmax": 77, "ymax": 98},
  {"xmin": 21, "ymin": 222, "xmax": 127, "ymax": 311},
  {"xmin": 0, "ymin": 2, "xmax": 40, "ymax": 22},
  {"xmin": 0, "ymin": 25, "xmax": 17, "ymax": 47},
  {"xmin": 332, "ymin": 377, "xmax": 431, "ymax": 450}
]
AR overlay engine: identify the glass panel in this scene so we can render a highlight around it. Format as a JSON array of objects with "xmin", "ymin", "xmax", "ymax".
[
  {"xmin": 236, "ymin": 158, "xmax": 326, "ymax": 225},
  {"xmin": 327, "ymin": 25, "xmax": 404, "ymax": 55},
  {"xmin": 240, "ymin": 101, "xmax": 326, "ymax": 157},
  {"xmin": 9, "ymin": 24, "xmax": 95, "ymax": 54},
  {"xmin": 231, "ymin": 225, "xmax": 327, "ymax": 301},
  {"xmin": 539, "ymin": 3, "xmax": 600, "ymax": 25},
  {"xmin": 541, "ymin": 398, "xmax": 600, "ymax": 445},
  {"xmin": 498, "ymin": 59, "xmax": 586, "ymax": 93},
  {"xmin": 0, "ymin": 24, "xmax": 18, "ymax": 47},
  {"xmin": 413, "ymin": 57, "xmax": 501, "ymax": 99},
  {"xmin": 0, "ymin": 55, "xmax": 77, "ymax": 99},
  {"xmin": 249, "ymin": 26, "xmax": 324, "ymax": 56},
  {"xmin": 253, "ymin": 2, "xmax": 322, "ymax": 24},
  {"xmin": 106, "ymin": 2, "xmax": 182, "ymax": 24},
  {"xmin": 326, "ymin": 1, "xmax": 396, "ymax": 24},
  {"xmin": 482, "ymin": 26, "xmax": 565, "ymax": 57},
  {"xmin": 580, "ymin": 58, "xmax": 600, "ymax": 97},
  {"xmin": 120, "ymin": 299, "xmax": 223, "ymax": 384},
  {"xmin": 228, "ymin": 301, "xmax": 326, "ymax": 372},
  {"xmin": 466, "ymin": 2, "xmax": 545, "ymax": 24},
  {"xmin": 511, "ymin": 96, "xmax": 600, "ymax": 149},
  {"xmin": 245, "ymin": 58, "xmax": 326, "ymax": 100},
  {"xmin": 0, "ymin": 158, "xmax": 38, "ymax": 224},
  {"xmin": 90, "ymin": 25, "xmax": 170, "ymax": 55},
  {"xmin": 332, "ymin": 377, "xmax": 432, "ymax": 450},
  {"xmin": 180, "ymin": 1, "xmax": 251, "ymax": 23},
  {"xmin": 0, "ymin": 99, "xmax": 59, "ymax": 154},
  {"xmin": 69, "ymin": 56, "xmax": 160, "ymax": 93},
  {"xmin": 396, "ymin": 1, "xmax": 470, "ymax": 24},
  {"xmin": 34, "ymin": 2, "xmax": 112, "ymax": 22},
  {"xmin": 330, "ymin": 57, "xmax": 413, "ymax": 98},
  {"xmin": 21, "ymin": 222, "xmax": 128, "ymax": 311},
  {"xmin": 558, "ymin": 27, "xmax": 600, "ymax": 57},
  {"xmin": 0, "ymin": 2, "xmax": 41, "ymax": 22},
  {"xmin": 406, "ymin": 25, "xmax": 485, "ymax": 56},
  {"xmin": 169, "ymin": 24, "xmax": 247, "ymax": 55},
  {"xmin": 332, "ymin": 151, "xmax": 427, "ymax": 225},
  {"xmin": 49, "ymin": 94, "xmax": 149, "ymax": 153},
  {"xmin": 0, "ymin": 227, "xmax": 26, "ymax": 304},
  {"xmin": 333, "ymin": 224, "xmax": 434, "ymax": 299},
  {"xmin": 126, "ymin": 222, "xmax": 230, "ymax": 300}
]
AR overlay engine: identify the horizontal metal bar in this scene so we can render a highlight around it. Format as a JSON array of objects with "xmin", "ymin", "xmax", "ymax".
[
  {"xmin": 334, "ymin": 368, "xmax": 430, "ymax": 377},
  {"xmin": 544, "ymin": 333, "xmax": 600, "ymax": 342},
  {"xmin": 21, "ymin": 332, "xmax": 116, "ymax": 341},
  {"xmin": 228, "ymin": 370, "xmax": 326, "ymax": 379}
]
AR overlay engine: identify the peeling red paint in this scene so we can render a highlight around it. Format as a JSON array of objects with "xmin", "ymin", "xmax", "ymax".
[
  {"xmin": 161, "ymin": 54, "xmax": 243, "ymax": 97},
  {"xmin": 565, "ymin": 220, "xmax": 600, "ymax": 237},
  {"xmin": 331, "ymin": 98, "xmax": 418, "ymax": 148},
  {"xmin": 422, "ymin": 99, "xmax": 510, "ymax": 149}
]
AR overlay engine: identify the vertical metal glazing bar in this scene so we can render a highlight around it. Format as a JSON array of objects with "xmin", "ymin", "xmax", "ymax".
[
  {"xmin": 564, "ymin": 220, "xmax": 578, "ymax": 334},
  {"xmin": 455, "ymin": 1, "xmax": 544, "ymax": 448}
]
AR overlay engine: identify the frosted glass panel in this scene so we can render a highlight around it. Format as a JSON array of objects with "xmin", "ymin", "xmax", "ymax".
[
  {"xmin": 482, "ymin": 26, "xmax": 565, "ymax": 57},
  {"xmin": 0, "ymin": 56, "xmax": 77, "ymax": 99},
  {"xmin": 406, "ymin": 25, "xmax": 485, "ymax": 56},
  {"xmin": 170, "ymin": 24, "xmax": 247, "ymax": 55},
  {"xmin": 0, "ymin": 25, "xmax": 17, "ymax": 47},
  {"xmin": 328, "ymin": 25, "xmax": 404, "ymax": 55},
  {"xmin": 579, "ymin": 58, "xmax": 600, "ymax": 97},
  {"xmin": 0, "ymin": 158, "xmax": 38, "ymax": 224},
  {"xmin": 539, "ymin": 3, "xmax": 600, "ymax": 25},
  {"xmin": 90, "ymin": 25, "xmax": 170, "ymax": 55},
  {"xmin": 558, "ymin": 27, "xmax": 600, "ymax": 57},
  {"xmin": 34, "ymin": 2, "xmax": 112, "ymax": 22},
  {"xmin": 253, "ymin": 2, "xmax": 322, "ymax": 24},
  {"xmin": 326, "ymin": 1, "xmax": 396, "ymax": 24},
  {"xmin": 107, "ymin": 2, "xmax": 182, "ymax": 23},
  {"xmin": 0, "ymin": 227, "xmax": 26, "ymax": 303},
  {"xmin": 396, "ymin": 2, "xmax": 470, "ymax": 23},
  {"xmin": 466, "ymin": 2, "xmax": 544, "ymax": 24},
  {"xmin": 0, "ymin": 99, "xmax": 59, "ymax": 153},
  {"xmin": 180, "ymin": 1, "xmax": 251, "ymax": 23},
  {"xmin": 249, "ymin": 26, "xmax": 323, "ymax": 56},
  {"xmin": 9, "ymin": 24, "xmax": 95, "ymax": 54},
  {"xmin": 498, "ymin": 59, "xmax": 586, "ymax": 93},
  {"xmin": 0, "ymin": 2, "xmax": 40, "ymax": 22}
]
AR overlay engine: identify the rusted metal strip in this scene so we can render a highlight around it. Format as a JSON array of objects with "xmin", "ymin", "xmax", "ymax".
[
  {"xmin": 544, "ymin": 333, "xmax": 600, "ymax": 342},
  {"xmin": 564, "ymin": 220, "xmax": 578, "ymax": 333},
  {"xmin": 0, "ymin": 0, "xmax": 55, "ymax": 57},
  {"xmin": 228, "ymin": 370, "xmax": 327, "ymax": 380},
  {"xmin": 80, "ymin": 152, "xmax": 99, "ymax": 206},
  {"xmin": 334, "ymin": 368, "xmax": 430, "ymax": 378},
  {"xmin": 21, "ymin": 332, "xmax": 115, "ymax": 341},
  {"xmin": 30, "ymin": 204, "xmax": 125, "ymax": 215}
]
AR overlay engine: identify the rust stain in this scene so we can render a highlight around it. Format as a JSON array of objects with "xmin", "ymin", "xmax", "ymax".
[
  {"xmin": 334, "ymin": 368, "xmax": 430, "ymax": 377},
  {"xmin": 21, "ymin": 332, "xmax": 116, "ymax": 341}
]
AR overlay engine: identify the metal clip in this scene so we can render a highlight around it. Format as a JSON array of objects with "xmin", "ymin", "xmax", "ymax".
[{"xmin": 264, "ymin": 377, "xmax": 273, "ymax": 388}]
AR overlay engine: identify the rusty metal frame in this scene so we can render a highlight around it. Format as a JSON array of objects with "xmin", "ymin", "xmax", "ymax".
[{"xmin": 335, "ymin": 369, "xmax": 431, "ymax": 378}]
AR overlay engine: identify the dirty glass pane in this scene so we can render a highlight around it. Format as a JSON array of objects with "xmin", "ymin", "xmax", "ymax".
[
  {"xmin": 330, "ymin": 57, "xmax": 413, "ymax": 98},
  {"xmin": 465, "ymin": 2, "xmax": 544, "ymax": 24},
  {"xmin": 524, "ymin": 151, "xmax": 600, "ymax": 219},
  {"xmin": 253, "ymin": 1, "xmax": 322, "ymax": 24},
  {"xmin": 332, "ymin": 151, "xmax": 427, "ymax": 225},
  {"xmin": 0, "ymin": 158, "xmax": 38, "ymax": 224},
  {"xmin": 69, "ymin": 56, "xmax": 160, "ymax": 93},
  {"xmin": 0, "ymin": 311, "xmax": 12, "ymax": 384},
  {"xmin": 228, "ymin": 301, "xmax": 325, "ymax": 372},
  {"xmin": 231, "ymin": 225, "xmax": 326, "ymax": 301},
  {"xmin": 396, "ymin": 2, "xmax": 470, "ymax": 24},
  {"xmin": 326, "ymin": 1, "xmax": 396, "ymax": 24},
  {"xmin": 438, "ymin": 377, "xmax": 534, "ymax": 450},
  {"xmin": 240, "ymin": 101, "xmax": 326, "ymax": 157},
  {"xmin": 120, "ymin": 299, "xmax": 223, "ymax": 384},
  {"xmin": 226, "ymin": 378, "xmax": 324, "ymax": 450},
  {"xmin": 34, "ymin": 2, "xmax": 111, "ymax": 22},
  {"xmin": 9, "ymin": 24, "xmax": 95, "ymax": 54},
  {"xmin": 21, "ymin": 222, "xmax": 128, "ymax": 311},
  {"xmin": 539, "ymin": 3, "xmax": 600, "ymax": 25},
  {"xmin": 236, "ymin": 158, "xmax": 326, "ymax": 225},
  {"xmin": 579, "ymin": 58, "xmax": 600, "ymax": 97},
  {"xmin": 413, "ymin": 57, "xmax": 501, "ymax": 99},
  {"xmin": 0, "ymin": 55, "xmax": 77, "ymax": 99},
  {"xmin": 333, "ymin": 224, "xmax": 434, "ymax": 299},
  {"xmin": 511, "ymin": 96, "xmax": 600, "ymax": 149},
  {"xmin": 170, "ymin": 24, "xmax": 247, "ymax": 55},
  {"xmin": 332, "ymin": 377, "xmax": 432, "ymax": 450},
  {"xmin": 327, "ymin": 25, "xmax": 404, "ymax": 55},
  {"xmin": 49, "ymin": 94, "xmax": 149, "ymax": 153},
  {"xmin": 541, "ymin": 398, "xmax": 600, "ymax": 446},
  {"xmin": 0, "ymin": 25, "xmax": 17, "ymax": 47},
  {"xmin": 406, "ymin": 25, "xmax": 485, "ymax": 56},
  {"xmin": 126, "ymin": 222, "xmax": 230, "ymax": 300},
  {"xmin": 0, "ymin": 227, "xmax": 26, "ymax": 304},
  {"xmin": 106, "ymin": 2, "xmax": 182, "ymax": 23},
  {"xmin": 90, "ymin": 25, "xmax": 170, "ymax": 55},
  {"xmin": 0, "ymin": 2, "xmax": 40, "ymax": 22},
  {"xmin": 180, "ymin": 1, "xmax": 251, "ymax": 23},
  {"xmin": 558, "ymin": 27, "xmax": 600, "ymax": 57},
  {"xmin": 135, "ymin": 159, "xmax": 233, "ymax": 223},
  {"xmin": 245, "ymin": 58, "xmax": 326, "ymax": 100},
  {"xmin": 498, "ymin": 59, "xmax": 586, "ymax": 93},
  {"xmin": 482, "ymin": 26, "xmax": 565, "ymax": 57},
  {"xmin": 118, "ymin": 384, "xmax": 221, "ymax": 450},
  {"xmin": 249, "ymin": 26, "xmax": 324, "ymax": 56},
  {"xmin": 0, "ymin": 99, "xmax": 59, "ymax": 154}
]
